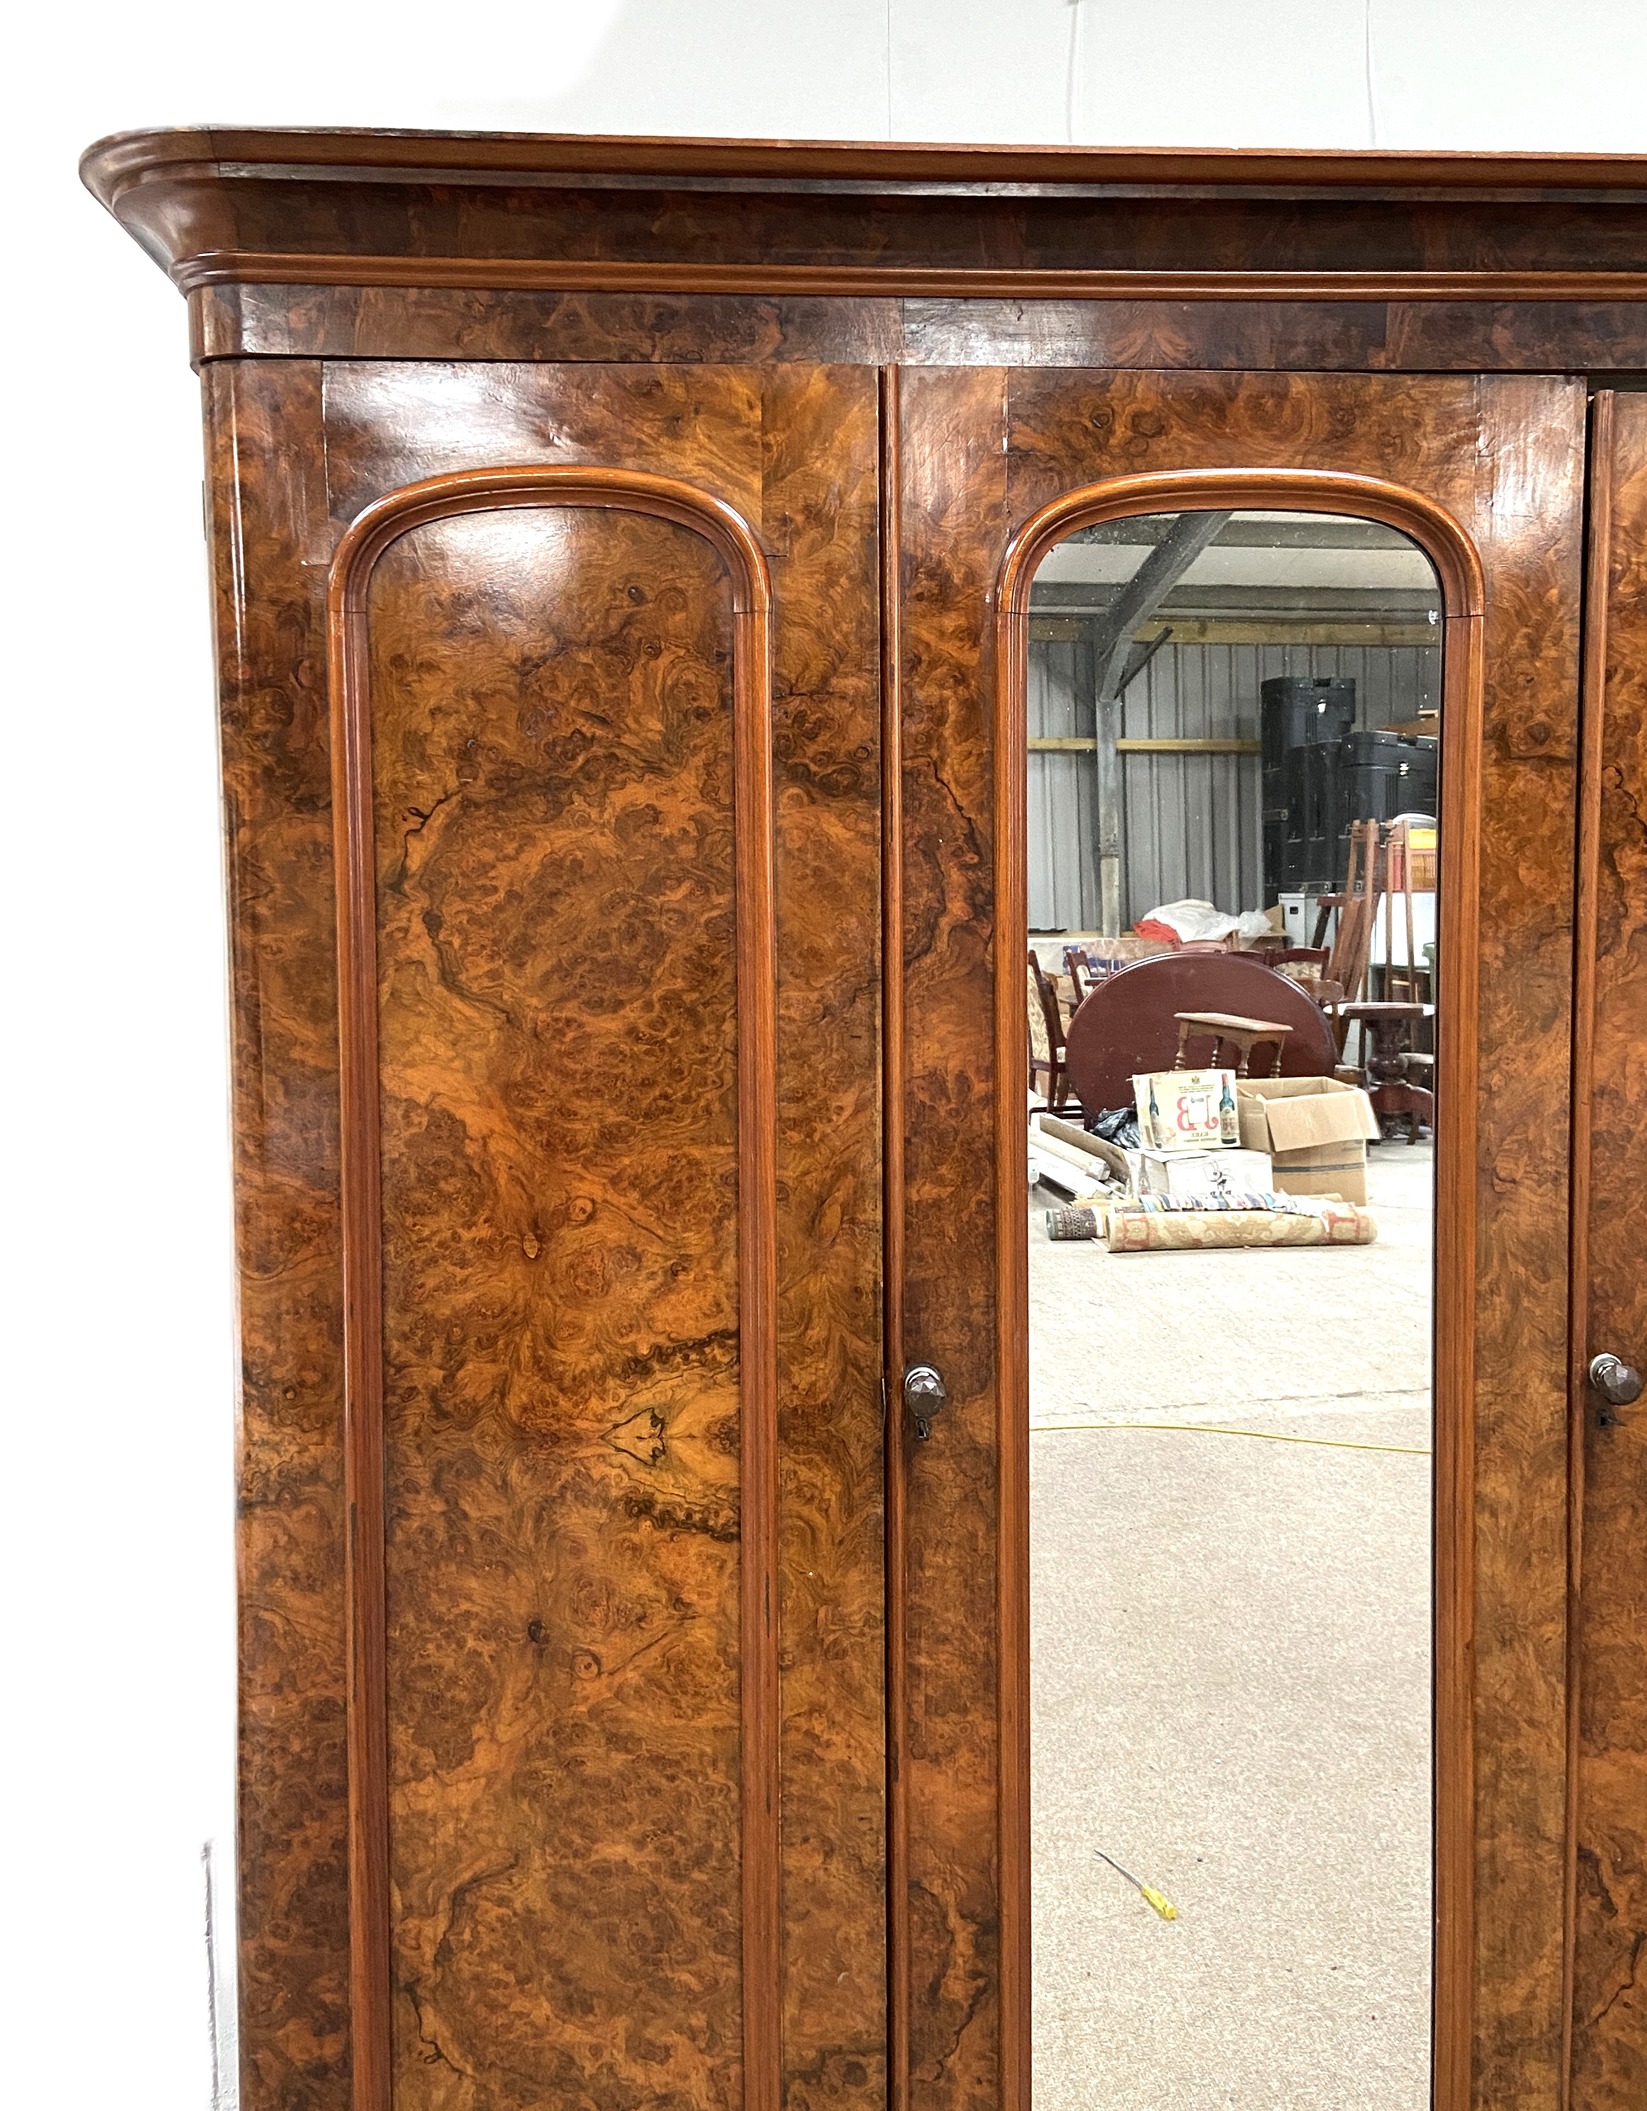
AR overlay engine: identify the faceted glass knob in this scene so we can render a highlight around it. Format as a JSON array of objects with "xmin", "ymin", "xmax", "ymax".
[
  {"xmin": 903, "ymin": 1364, "xmax": 947, "ymax": 1440},
  {"xmin": 1589, "ymin": 1353, "xmax": 1643, "ymax": 1407}
]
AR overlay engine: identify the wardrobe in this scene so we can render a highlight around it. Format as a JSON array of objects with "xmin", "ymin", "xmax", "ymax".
[{"xmin": 83, "ymin": 130, "xmax": 1647, "ymax": 2111}]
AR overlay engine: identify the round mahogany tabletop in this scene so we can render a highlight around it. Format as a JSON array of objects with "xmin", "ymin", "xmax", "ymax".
[{"xmin": 1064, "ymin": 951, "xmax": 1338, "ymax": 1114}]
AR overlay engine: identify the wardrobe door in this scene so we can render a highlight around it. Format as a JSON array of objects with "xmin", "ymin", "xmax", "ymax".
[
  {"xmin": 888, "ymin": 368, "xmax": 1585, "ymax": 2111},
  {"xmin": 206, "ymin": 360, "xmax": 885, "ymax": 2111},
  {"xmin": 1571, "ymin": 390, "xmax": 1647, "ymax": 2109}
]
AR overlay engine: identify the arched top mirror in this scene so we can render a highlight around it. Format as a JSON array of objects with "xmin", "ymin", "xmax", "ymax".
[{"xmin": 1022, "ymin": 506, "xmax": 1445, "ymax": 2111}]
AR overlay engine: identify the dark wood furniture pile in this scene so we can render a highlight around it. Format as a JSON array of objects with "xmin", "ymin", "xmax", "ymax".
[{"xmin": 1062, "ymin": 952, "xmax": 1341, "ymax": 1116}]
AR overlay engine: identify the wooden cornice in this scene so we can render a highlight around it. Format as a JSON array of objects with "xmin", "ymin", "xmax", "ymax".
[
  {"xmin": 82, "ymin": 126, "xmax": 1647, "ymax": 303},
  {"xmin": 80, "ymin": 125, "xmax": 1647, "ymax": 196}
]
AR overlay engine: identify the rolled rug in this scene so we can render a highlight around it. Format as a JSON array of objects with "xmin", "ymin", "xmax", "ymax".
[{"xmin": 1106, "ymin": 1198, "xmax": 1376, "ymax": 1252}]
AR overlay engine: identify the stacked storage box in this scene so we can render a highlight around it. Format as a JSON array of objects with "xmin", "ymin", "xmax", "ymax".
[{"xmin": 1260, "ymin": 674, "xmax": 1439, "ymax": 899}]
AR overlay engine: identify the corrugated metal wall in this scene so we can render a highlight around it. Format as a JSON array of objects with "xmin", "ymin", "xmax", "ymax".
[
  {"xmin": 1027, "ymin": 637, "xmax": 1441, "ymax": 928},
  {"xmin": 1027, "ymin": 636, "xmax": 1096, "ymax": 929}
]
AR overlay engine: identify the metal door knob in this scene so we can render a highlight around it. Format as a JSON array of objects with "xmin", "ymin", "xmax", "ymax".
[
  {"xmin": 903, "ymin": 1364, "xmax": 946, "ymax": 1440},
  {"xmin": 1589, "ymin": 1353, "xmax": 1643, "ymax": 1407}
]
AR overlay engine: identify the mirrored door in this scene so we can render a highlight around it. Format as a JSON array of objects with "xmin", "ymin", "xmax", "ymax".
[{"xmin": 888, "ymin": 368, "xmax": 1586, "ymax": 2111}]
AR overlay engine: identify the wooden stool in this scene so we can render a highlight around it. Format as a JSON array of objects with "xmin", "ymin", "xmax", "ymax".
[{"xmin": 1172, "ymin": 1010, "xmax": 1293, "ymax": 1077}]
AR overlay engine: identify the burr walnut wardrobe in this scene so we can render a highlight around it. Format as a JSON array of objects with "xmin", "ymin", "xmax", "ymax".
[{"xmin": 84, "ymin": 130, "xmax": 1647, "ymax": 2111}]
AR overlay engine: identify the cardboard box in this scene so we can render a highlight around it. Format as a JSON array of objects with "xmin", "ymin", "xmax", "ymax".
[
  {"xmin": 1132, "ymin": 1068, "xmax": 1239, "ymax": 1153},
  {"xmin": 1139, "ymin": 1147, "xmax": 1274, "ymax": 1200},
  {"xmin": 1386, "ymin": 824, "xmax": 1438, "ymax": 893},
  {"xmin": 1235, "ymin": 905, "xmax": 1287, "ymax": 950},
  {"xmin": 1235, "ymin": 1075, "xmax": 1379, "ymax": 1203}
]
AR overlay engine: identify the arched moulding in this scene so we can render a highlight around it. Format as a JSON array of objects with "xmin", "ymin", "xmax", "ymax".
[
  {"xmin": 990, "ymin": 467, "xmax": 1485, "ymax": 2111},
  {"xmin": 325, "ymin": 466, "xmax": 779, "ymax": 2111}
]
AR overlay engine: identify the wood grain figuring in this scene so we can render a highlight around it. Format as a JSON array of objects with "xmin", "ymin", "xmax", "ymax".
[
  {"xmin": 1459, "ymin": 378, "xmax": 1587, "ymax": 2111},
  {"xmin": 757, "ymin": 364, "xmax": 888, "ymax": 2111},
  {"xmin": 998, "ymin": 464, "xmax": 1483, "ymax": 2111},
  {"xmin": 310, "ymin": 359, "xmax": 887, "ymax": 2111},
  {"xmin": 203, "ymin": 357, "xmax": 354, "ymax": 2111},
  {"xmin": 897, "ymin": 366, "xmax": 1011, "ymax": 2111},
  {"xmin": 898, "ymin": 369, "xmax": 1584, "ymax": 2111},
  {"xmin": 1569, "ymin": 388, "xmax": 1647, "ymax": 2111},
  {"xmin": 1562, "ymin": 391, "xmax": 1612, "ymax": 2110},
  {"xmin": 191, "ymin": 284, "xmax": 1647, "ymax": 376},
  {"xmin": 328, "ymin": 468, "xmax": 777, "ymax": 2111}
]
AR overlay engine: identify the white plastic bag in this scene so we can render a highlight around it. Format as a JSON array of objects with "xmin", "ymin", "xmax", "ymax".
[
  {"xmin": 1137, "ymin": 899, "xmax": 1277, "ymax": 945},
  {"xmin": 1138, "ymin": 897, "xmax": 1240, "ymax": 943}
]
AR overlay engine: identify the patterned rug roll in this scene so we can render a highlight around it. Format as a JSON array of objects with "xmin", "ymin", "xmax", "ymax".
[{"xmin": 1106, "ymin": 1200, "xmax": 1377, "ymax": 1251}]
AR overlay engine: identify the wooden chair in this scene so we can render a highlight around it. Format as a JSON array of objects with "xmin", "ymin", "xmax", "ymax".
[
  {"xmin": 1315, "ymin": 818, "xmax": 1381, "ymax": 1053},
  {"xmin": 1063, "ymin": 944, "xmax": 1098, "ymax": 1005},
  {"xmin": 1379, "ymin": 817, "xmax": 1428, "ymax": 1005},
  {"xmin": 1028, "ymin": 953, "xmax": 1077, "ymax": 1110},
  {"xmin": 1264, "ymin": 945, "xmax": 1332, "ymax": 1000}
]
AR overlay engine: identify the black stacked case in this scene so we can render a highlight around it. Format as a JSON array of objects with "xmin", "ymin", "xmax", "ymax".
[
  {"xmin": 1261, "ymin": 677, "xmax": 1355, "ymax": 894},
  {"xmin": 1260, "ymin": 676, "xmax": 1438, "ymax": 895}
]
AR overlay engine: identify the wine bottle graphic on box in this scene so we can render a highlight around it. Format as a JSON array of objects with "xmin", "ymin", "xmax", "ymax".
[{"xmin": 1133, "ymin": 1069, "xmax": 1239, "ymax": 1152}]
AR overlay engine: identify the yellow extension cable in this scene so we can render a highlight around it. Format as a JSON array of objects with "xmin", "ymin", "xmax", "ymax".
[
  {"xmin": 1051, "ymin": 1414, "xmax": 1426, "ymax": 1928},
  {"xmin": 1029, "ymin": 1420, "xmax": 1431, "ymax": 1456}
]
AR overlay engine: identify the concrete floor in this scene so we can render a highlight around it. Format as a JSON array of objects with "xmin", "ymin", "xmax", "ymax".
[{"xmin": 1030, "ymin": 1143, "xmax": 1434, "ymax": 2110}]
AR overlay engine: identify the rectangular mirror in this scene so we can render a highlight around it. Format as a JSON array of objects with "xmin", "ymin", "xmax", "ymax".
[{"xmin": 1025, "ymin": 509, "xmax": 1442, "ymax": 2108}]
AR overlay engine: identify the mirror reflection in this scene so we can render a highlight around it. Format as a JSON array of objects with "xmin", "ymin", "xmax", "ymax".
[{"xmin": 1026, "ymin": 510, "xmax": 1441, "ymax": 2108}]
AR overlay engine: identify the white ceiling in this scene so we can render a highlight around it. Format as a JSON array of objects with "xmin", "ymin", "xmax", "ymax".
[{"xmin": 1033, "ymin": 542, "xmax": 1441, "ymax": 591}]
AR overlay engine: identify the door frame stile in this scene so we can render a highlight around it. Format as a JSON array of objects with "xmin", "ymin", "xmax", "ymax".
[
  {"xmin": 1560, "ymin": 387, "xmax": 1613, "ymax": 2111},
  {"xmin": 995, "ymin": 572, "xmax": 1035, "ymax": 2111},
  {"xmin": 880, "ymin": 362, "xmax": 912, "ymax": 2111},
  {"xmin": 993, "ymin": 465, "xmax": 1485, "ymax": 2111}
]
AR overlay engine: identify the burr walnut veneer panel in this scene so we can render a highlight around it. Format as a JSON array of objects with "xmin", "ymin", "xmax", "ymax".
[
  {"xmin": 205, "ymin": 357, "xmax": 354, "ymax": 2111},
  {"xmin": 1570, "ymin": 391, "xmax": 1647, "ymax": 2110},
  {"xmin": 211, "ymin": 359, "xmax": 884, "ymax": 2111},
  {"xmin": 361, "ymin": 500, "xmax": 753, "ymax": 2110},
  {"xmin": 193, "ymin": 282, "xmax": 1647, "ymax": 377}
]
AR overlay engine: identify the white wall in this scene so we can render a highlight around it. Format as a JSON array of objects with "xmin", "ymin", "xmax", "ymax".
[{"xmin": 6, "ymin": 5, "xmax": 1645, "ymax": 2103}]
